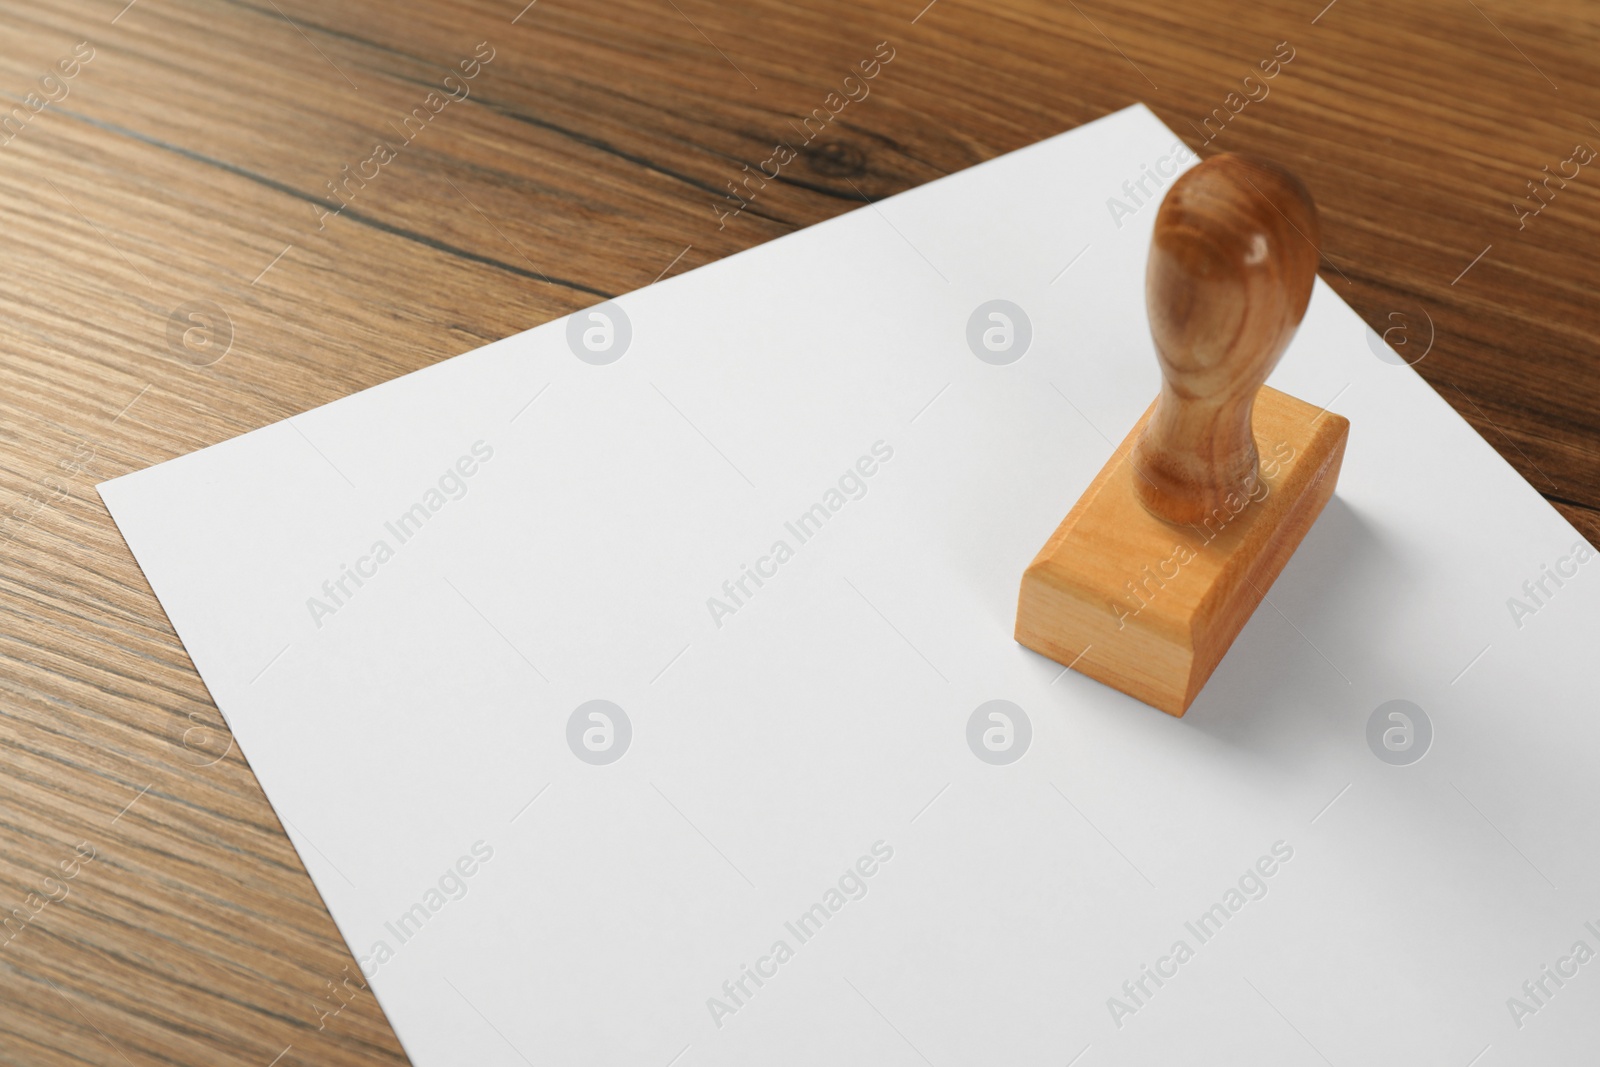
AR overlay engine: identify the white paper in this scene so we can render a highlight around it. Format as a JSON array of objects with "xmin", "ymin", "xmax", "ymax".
[{"xmin": 100, "ymin": 105, "xmax": 1600, "ymax": 1066}]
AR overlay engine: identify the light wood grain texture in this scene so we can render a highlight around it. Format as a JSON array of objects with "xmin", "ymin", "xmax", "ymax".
[
  {"xmin": 1017, "ymin": 387, "xmax": 1349, "ymax": 715},
  {"xmin": 2, "ymin": 0, "xmax": 1598, "ymax": 1062}
]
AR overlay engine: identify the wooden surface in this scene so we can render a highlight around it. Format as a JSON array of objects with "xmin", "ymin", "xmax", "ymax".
[
  {"xmin": 1018, "ymin": 387, "xmax": 1349, "ymax": 716},
  {"xmin": 1, "ymin": 0, "xmax": 1597, "ymax": 1061}
]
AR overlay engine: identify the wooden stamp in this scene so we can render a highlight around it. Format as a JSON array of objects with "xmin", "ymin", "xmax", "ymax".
[{"xmin": 1015, "ymin": 154, "xmax": 1349, "ymax": 716}]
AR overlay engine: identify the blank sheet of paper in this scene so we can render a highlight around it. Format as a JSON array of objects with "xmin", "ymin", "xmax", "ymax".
[{"xmin": 100, "ymin": 105, "xmax": 1600, "ymax": 1066}]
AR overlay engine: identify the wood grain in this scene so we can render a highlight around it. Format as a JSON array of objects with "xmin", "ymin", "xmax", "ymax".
[
  {"xmin": 1134, "ymin": 152, "xmax": 1323, "ymax": 525},
  {"xmin": 1018, "ymin": 387, "xmax": 1349, "ymax": 716},
  {"xmin": 1026, "ymin": 152, "xmax": 1343, "ymax": 716},
  {"xmin": 2, "ymin": 0, "xmax": 1597, "ymax": 1061}
]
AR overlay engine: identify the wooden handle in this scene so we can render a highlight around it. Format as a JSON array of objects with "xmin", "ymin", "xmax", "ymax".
[{"xmin": 1131, "ymin": 153, "xmax": 1321, "ymax": 525}]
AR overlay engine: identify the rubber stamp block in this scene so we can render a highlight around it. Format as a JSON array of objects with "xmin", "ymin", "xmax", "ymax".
[{"xmin": 1015, "ymin": 154, "xmax": 1349, "ymax": 716}]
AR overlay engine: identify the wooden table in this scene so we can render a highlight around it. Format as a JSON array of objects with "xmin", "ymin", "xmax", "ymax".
[{"xmin": 2, "ymin": 0, "xmax": 1595, "ymax": 1061}]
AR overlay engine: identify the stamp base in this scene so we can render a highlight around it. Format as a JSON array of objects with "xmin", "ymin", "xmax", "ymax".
[{"xmin": 1015, "ymin": 385, "xmax": 1349, "ymax": 716}]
